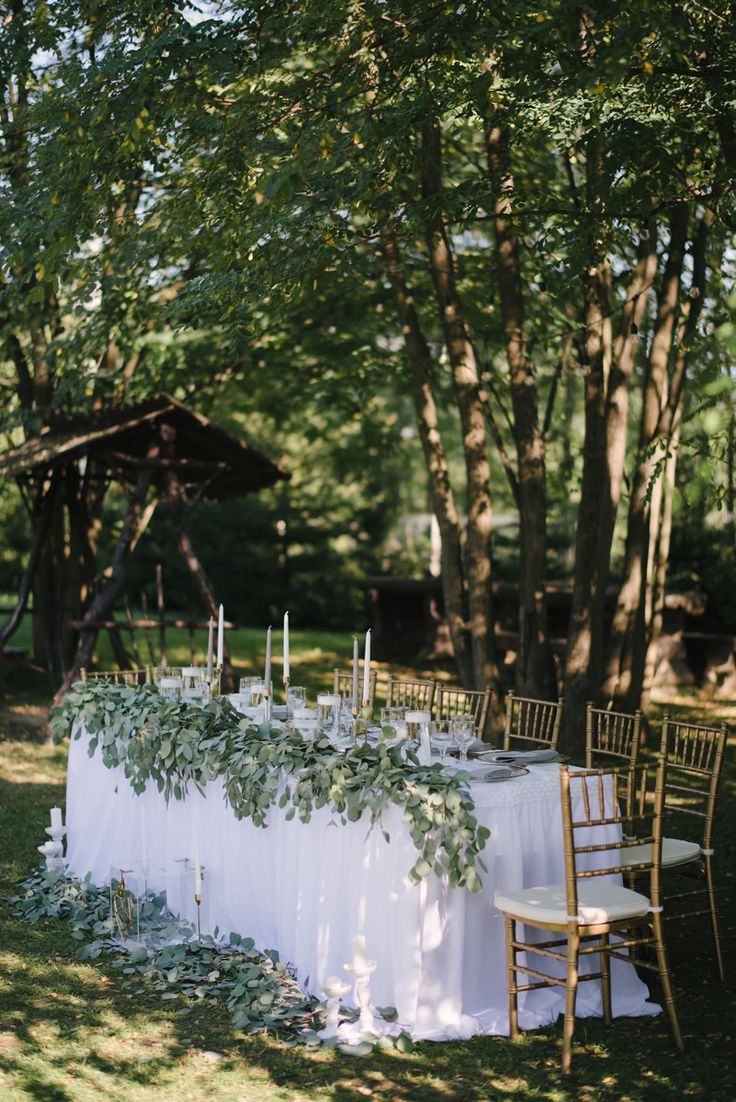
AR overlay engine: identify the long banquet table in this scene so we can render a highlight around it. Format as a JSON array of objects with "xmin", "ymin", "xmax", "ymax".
[{"xmin": 65, "ymin": 728, "xmax": 659, "ymax": 1041}]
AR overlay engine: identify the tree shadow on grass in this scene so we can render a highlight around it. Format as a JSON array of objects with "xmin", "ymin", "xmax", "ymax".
[{"xmin": 2, "ymin": 735, "xmax": 735, "ymax": 1102}]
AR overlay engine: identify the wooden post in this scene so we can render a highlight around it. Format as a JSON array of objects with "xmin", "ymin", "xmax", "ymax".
[
  {"xmin": 53, "ymin": 465, "xmax": 153, "ymax": 704},
  {"xmin": 0, "ymin": 474, "xmax": 59, "ymax": 653},
  {"xmin": 156, "ymin": 563, "xmax": 168, "ymax": 667}
]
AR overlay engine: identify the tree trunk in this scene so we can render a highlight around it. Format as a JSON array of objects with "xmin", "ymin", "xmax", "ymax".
[
  {"xmin": 0, "ymin": 474, "xmax": 59, "ymax": 651},
  {"xmin": 421, "ymin": 123, "xmax": 500, "ymax": 697},
  {"xmin": 486, "ymin": 124, "xmax": 555, "ymax": 698},
  {"xmin": 641, "ymin": 420, "xmax": 680, "ymax": 713},
  {"xmin": 379, "ymin": 221, "xmax": 474, "ymax": 687},
  {"xmin": 564, "ymin": 225, "xmax": 658, "ymax": 747},
  {"xmin": 604, "ymin": 206, "xmax": 690, "ymax": 707}
]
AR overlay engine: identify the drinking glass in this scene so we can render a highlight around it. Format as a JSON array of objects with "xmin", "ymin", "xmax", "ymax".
[
  {"xmin": 450, "ymin": 714, "xmax": 475, "ymax": 763},
  {"xmin": 317, "ymin": 693, "xmax": 342, "ymax": 739},
  {"xmin": 239, "ymin": 676, "xmax": 262, "ymax": 705},
  {"xmin": 248, "ymin": 680, "xmax": 265, "ymax": 708},
  {"xmin": 156, "ymin": 676, "xmax": 182, "ymax": 701},
  {"xmin": 406, "ymin": 710, "xmax": 432, "ymax": 749},
  {"xmin": 181, "ymin": 667, "xmax": 207, "ymax": 704},
  {"xmin": 431, "ymin": 719, "xmax": 452, "ymax": 765},
  {"xmin": 287, "ymin": 685, "xmax": 307, "ymax": 712}
]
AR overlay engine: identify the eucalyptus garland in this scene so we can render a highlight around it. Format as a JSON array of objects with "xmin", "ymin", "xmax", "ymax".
[
  {"xmin": 11, "ymin": 866, "xmax": 415, "ymax": 1053},
  {"xmin": 52, "ymin": 682, "xmax": 490, "ymax": 891}
]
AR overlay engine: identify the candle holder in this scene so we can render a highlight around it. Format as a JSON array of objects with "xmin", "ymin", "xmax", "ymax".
[
  {"xmin": 320, "ymin": 975, "xmax": 351, "ymax": 1038},
  {"xmin": 263, "ymin": 686, "xmax": 272, "ymax": 723},
  {"xmin": 194, "ymin": 892, "xmax": 202, "ymax": 937},
  {"xmin": 344, "ymin": 958, "xmax": 378, "ymax": 1034},
  {"xmin": 38, "ymin": 823, "xmax": 66, "ymax": 872}
]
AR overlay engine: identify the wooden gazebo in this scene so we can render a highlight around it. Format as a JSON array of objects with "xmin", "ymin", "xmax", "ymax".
[{"xmin": 0, "ymin": 395, "xmax": 288, "ymax": 689}]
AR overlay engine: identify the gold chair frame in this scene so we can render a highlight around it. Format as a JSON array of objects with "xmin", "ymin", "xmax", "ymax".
[
  {"xmin": 585, "ymin": 702, "xmax": 643, "ymax": 769},
  {"xmin": 498, "ymin": 760, "xmax": 683, "ymax": 1071},
  {"xmin": 333, "ymin": 667, "xmax": 377, "ymax": 707},
  {"xmin": 80, "ymin": 668, "xmax": 150, "ymax": 687},
  {"xmin": 385, "ymin": 676, "xmax": 436, "ymax": 712},
  {"xmin": 503, "ymin": 691, "xmax": 563, "ymax": 751},
  {"xmin": 655, "ymin": 714, "xmax": 728, "ymax": 981},
  {"xmin": 435, "ymin": 685, "xmax": 491, "ymax": 739}
]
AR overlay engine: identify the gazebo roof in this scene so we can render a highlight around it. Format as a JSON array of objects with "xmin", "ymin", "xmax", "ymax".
[{"xmin": 0, "ymin": 395, "xmax": 289, "ymax": 501}]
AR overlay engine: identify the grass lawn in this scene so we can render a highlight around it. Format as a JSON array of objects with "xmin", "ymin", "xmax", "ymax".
[{"xmin": 1, "ymin": 633, "xmax": 735, "ymax": 1101}]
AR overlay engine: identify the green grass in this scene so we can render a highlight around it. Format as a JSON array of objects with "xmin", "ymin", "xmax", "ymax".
[{"xmin": 1, "ymin": 645, "xmax": 735, "ymax": 1101}]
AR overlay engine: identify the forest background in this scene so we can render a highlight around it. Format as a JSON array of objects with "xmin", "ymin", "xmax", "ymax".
[{"xmin": 1, "ymin": 0, "xmax": 735, "ymax": 752}]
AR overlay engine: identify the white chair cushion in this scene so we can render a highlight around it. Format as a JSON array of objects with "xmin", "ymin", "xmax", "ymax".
[
  {"xmin": 624, "ymin": 836, "xmax": 701, "ymax": 868},
  {"xmin": 494, "ymin": 881, "xmax": 650, "ymax": 927}
]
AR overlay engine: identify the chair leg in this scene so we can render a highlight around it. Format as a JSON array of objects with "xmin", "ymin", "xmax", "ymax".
[
  {"xmin": 703, "ymin": 857, "xmax": 725, "ymax": 982},
  {"xmin": 505, "ymin": 915, "xmax": 519, "ymax": 1040},
  {"xmin": 599, "ymin": 932, "xmax": 612, "ymax": 1026},
  {"xmin": 561, "ymin": 926, "xmax": 580, "ymax": 1073},
  {"xmin": 651, "ymin": 912, "xmax": 684, "ymax": 1052}
]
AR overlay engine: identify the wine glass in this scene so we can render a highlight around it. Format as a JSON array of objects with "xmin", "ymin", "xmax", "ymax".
[
  {"xmin": 431, "ymin": 719, "xmax": 452, "ymax": 766},
  {"xmin": 450, "ymin": 714, "xmax": 475, "ymax": 763}
]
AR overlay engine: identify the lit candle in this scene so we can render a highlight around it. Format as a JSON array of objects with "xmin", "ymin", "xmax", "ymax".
[
  {"xmin": 50, "ymin": 807, "xmax": 62, "ymax": 833},
  {"xmin": 141, "ymin": 801, "xmax": 148, "ymax": 873},
  {"xmin": 193, "ymin": 829, "xmax": 202, "ymax": 897},
  {"xmin": 351, "ymin": 934, "xmax": 368, "ymax": 972},
  {"xmin": 362, "ymin": 629, "xmax": 371, "ymax": 704},
  {"xmin": 264, "ymin": 626, "xmax": 272, "ymax": 693},
  {"xmin": 283, "ymin": 611, "xmax": 290, "ymax": 681},
  {"xmin": 217, "ymin": 603, "xmax": 224, "ymax": 667},
  {"xmin": 352, "ymin": 636, "xmax": 359, "ymax": 710},
  {"xmin": 206, "ymin": 617, "xmax": 214, "ymax": 677}
]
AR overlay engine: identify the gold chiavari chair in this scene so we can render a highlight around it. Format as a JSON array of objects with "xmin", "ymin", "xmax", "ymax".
[
  {"xmin": 435, "ymin": 686, "xmax": 491, "ymax": 739},
  {"xmin": 503, "ymin": 691, "xmax": 563, "ymax": 751},
  {"xmin": 585, "ymin": 703, "xmax": 643, "ymax": 769},
  {"xmin": 80, "ymin": 668, "xmax": 149, "ymax": 687},
  {"xmin": 624, "ymin": 714, "xmax": 729, "ymax": 980},
  {"xmin": 495, "ymin": 759, "xmax": 683, "ymax": 1072},
  {"xmin": 333, "ymin": 668, "xmax": 377, "ymax": 708},
  {"xmin": 385, "ymin": 677, "xmax": 436, "ymax": 712}
]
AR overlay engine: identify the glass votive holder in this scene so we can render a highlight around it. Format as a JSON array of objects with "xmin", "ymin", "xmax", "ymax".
[
  {"xmin": 157, "ymin": 677, "xmax": 182, "ymax": 701},
  {"xmin": 406, "ymin": 710, "xmax": 432, "ymax": 747},
  {"xmin": 317, "ymin": 693, "xmax": 342, "ymax": 737}
]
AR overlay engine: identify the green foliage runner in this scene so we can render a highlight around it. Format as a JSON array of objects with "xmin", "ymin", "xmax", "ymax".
[{"xmin": 52, "ymin": 682, "xmax": 490, "ymax": 892}]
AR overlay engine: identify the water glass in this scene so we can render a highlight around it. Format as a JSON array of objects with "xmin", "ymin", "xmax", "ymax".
[
  {"xmin": 317, "ymin": 693, "xmax": 342, "ymax": 738},
  {"xmin": 406, "ymin": 710, "xmax": 432, "ymax": 748},
  {"xmin": 156, "ymin": 676, "xmax": 182, "ymax": 701},
  {"xmin": 181, "ymin": 667, "xmax": 207, "ymax": 703},
  {"xmin": 287, "ymin": 685, "xmax": 307, "ymax": 712},
  {"xmin": 450, "ymin": 714, "xmax": 475, "ymax": 763},
  {"xmin": 431, "ymin": 719, "xmax": 452, "ymax": 765},
  {"xmin": 239, "ymin": 676, "xmax": 263, "ymax": 705}
]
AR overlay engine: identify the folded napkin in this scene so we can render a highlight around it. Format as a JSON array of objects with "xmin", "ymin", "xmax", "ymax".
[{"xmin": 493, "ymin": 748, "xmax": 560, "ymax": 764}]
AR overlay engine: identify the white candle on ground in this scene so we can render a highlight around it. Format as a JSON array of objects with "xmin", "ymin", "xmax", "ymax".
[
  {"xmin": 264, "ymin": 626, "xmax": 272, "ymax": 692},
  {"xmin": 362, "ymin": 629, "xmax": 371, "ymax": 704},
  {"xmin": 194, "ymin": 830, "xmax": 202, "ymax": 897},
  {"xmin": 352, "ymin": 637, "xmax": 359, "ymax": 710},
  {"xmin": 206, "ymin": 617, "xmax": 214, "ymax": 677},
  {"xmin": 217, "ymin": 603, "xmax": 224, "ymax": 667},
  {"xmin": 351, "ymin": 934, "xmax": 368, "ymax": 972},
  {"xmin": 50, "ymin": 807, "xmax": 62, "ymax": 832},
  {"xmin": 283, "ymin": 611, "xmax": 290, "ymax": 681}
]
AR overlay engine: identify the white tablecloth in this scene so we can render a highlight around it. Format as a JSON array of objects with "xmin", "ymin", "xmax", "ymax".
[{"xmin": 65, "ymin": 731, "xmax": 659, "ymax": 1040}]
